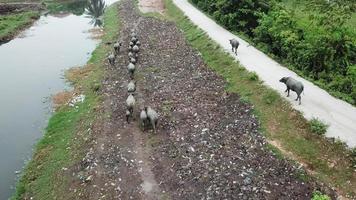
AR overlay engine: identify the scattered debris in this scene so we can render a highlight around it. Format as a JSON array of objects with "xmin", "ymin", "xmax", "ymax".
[
  {"xmin": 69, "ymin": 94, "xmax": 85, "ymax": 107},
  {"xmin": 66, "ymin": 0, "xmax": 335, "ymax": 199}
]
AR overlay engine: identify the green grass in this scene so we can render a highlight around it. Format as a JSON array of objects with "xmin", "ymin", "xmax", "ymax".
[
  {"xmin": 312, "ymin": 191, "xmax": 331, "ymax": 200},
  {"xmin": 11, "ymin": 3, "xmax": 121, "ymax": 199},
  {"xmin": 280, "ymin": 0, "xmax": 355, "ymax": 33},
  {"xmin": 0, "ymin": 11, "xmax": 40, "ymax": 42},
  {"xmin": 164, "ymin": 0, "xmax": 356, "ymax": 197},
  {"xmin": 0, "ymin": 0, "xmax": 81, "ymax": 42}
]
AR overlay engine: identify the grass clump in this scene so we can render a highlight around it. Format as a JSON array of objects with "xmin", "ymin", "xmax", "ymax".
[
  {"xmin": 262, "ymin": 90, "xmax": 279, "ymax": 105},
  {"xmin": 247, "ymin": 72, "xmax": 259, "ymax": 81},
  {"xmin": 311, "ymin": 191, "xmax": 331, "ymax": 200},
  {"xmin": 163, "ymin": 0, "xmax": 356, "ymax": 197},
  {"xmin": 239, "ymin": 96, "xmax": 251, "ymax": 104},
  {"xmin": 12, "ymin": 3, "xmax": 121, "ymax": 199},
  {"xmin": 309, "ymin": 118, "xmax": 328, "ymax": 135}
]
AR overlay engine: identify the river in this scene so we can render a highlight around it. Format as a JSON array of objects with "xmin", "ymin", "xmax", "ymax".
[{"xmin": 0, "ymin": 0, "xmax": 115, "ymax": 198}]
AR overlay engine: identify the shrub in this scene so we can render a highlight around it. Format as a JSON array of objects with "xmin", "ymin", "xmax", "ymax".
[
  {"xmin": 309, "ymin": 118, "xmax": 328, "ymax": 135},
  {"xmin": 191, "ymin": 0, "xmax": 271, "ymax": 36},
  {"xmin": 311, "ymin": 191, "xmax": 331, "ymax": 200},
  {"xmin": 248, "ymin": 72, "xmax": 259, "ymax": 81}
]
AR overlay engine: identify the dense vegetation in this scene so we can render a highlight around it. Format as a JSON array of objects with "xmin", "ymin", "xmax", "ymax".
[
  {"xmin": 45, "ymin": 0, "xmax": 88, "ymax": 15},
  {"xmin": 190, "ymin": 0, "xmax": 356, "ymax": 105}
]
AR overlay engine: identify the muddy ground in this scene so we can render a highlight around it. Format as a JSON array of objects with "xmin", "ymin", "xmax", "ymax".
[
  {"xmin": 67, "ymin": 0, "xmax": 335, "ymax": 199},
  {"xmin": 0, "ymin": 3, "xmax": 42, "ymax": 15}
]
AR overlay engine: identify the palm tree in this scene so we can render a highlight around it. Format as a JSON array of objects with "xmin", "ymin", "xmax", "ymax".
[{"xmin": 85, "ymin": 0, "xmax": 106, "ymax": 27}]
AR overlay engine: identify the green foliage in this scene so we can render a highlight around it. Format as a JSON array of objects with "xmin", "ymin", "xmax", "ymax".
[
  {"xmin": 248, "ymin": 72, "xmax": 259, "ymax": 81},
  {"xmin": 191, "ymin": 0, "xmax": 356, "ymax": 105},
  {"xmin": 311, "ymin": 191, "xmax": 331, "ymax": 200},
  {"xmin": 309, "ymin": 118, "xmax": 328, "ymax": 135},
  {"xmin": 46, "ymin": 0, "xmax": 88, "ymax": 15},
  {"xmin": 239, "ymin": 96, "xmax": 251, "ymax": 104},
  {"xmin": 85, "ymin": 0, "xmax": 106, "ymax": 27},
  {"xmin": 190, "ymin": 0, "xmax": 271, "ymax": 36}
]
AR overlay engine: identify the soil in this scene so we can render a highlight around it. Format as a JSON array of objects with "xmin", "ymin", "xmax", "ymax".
[
  {"xmin": 138, "ymin": 0, "xmax": 164, "ymax": 14},
  {"xmin": 0, "ymin": 3, "xmax": 42, "ymax": 15},
  {"xmin": 67, "ymin": 0, "xmax": 336, "ymax": 199}
]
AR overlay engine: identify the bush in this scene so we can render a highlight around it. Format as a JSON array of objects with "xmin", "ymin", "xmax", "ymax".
[
  {"xmin": 248, "ymin": 72, "xmax": 259, "ymax": 81},
  {"xmin": 309, "ymin": 118, "xmax": 328, "ymax": 135},
  {"xmin": 191, "ymin": 0, "xmax": 271, "ymax": 36},
  {"xmin": 311, "ymin": 191, "xmax": 331, "ymax": 200}
]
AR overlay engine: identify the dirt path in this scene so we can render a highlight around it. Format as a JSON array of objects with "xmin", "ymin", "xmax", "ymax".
[
  {"xmin": 68, "ymin": 0, "xmax": 335, "ymax": 199},
  {"xmin": 173, "ymin": 0, "xmax": 356, "ymax": 148},
  {"xmin": 138, "ymin": 0, "xmax": 164, "ymax": 14}
]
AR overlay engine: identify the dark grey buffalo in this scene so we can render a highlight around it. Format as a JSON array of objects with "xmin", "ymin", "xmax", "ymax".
[
  {"xmin": 145, "ymin": 106, "xmax": 158, "ymax": 133},
  {"xmin": 107, "ymin": 53, "xmax": 115, "ymax": 66},
  {"xmin": 113, "ymin": 41, "xmax": 121, "ymax": 55},
  {"xmin": 229, "ymin": 39, "xmax": 239, "ymax": 55},
  {"xmin": 279, "ymin": 77, "xmax": 304, "ymax": 105}
]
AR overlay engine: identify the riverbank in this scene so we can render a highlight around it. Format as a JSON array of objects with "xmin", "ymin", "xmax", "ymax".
[
  {"xmin": 11, "ymin": 3, "xmax": 120, "ymax": 199},
  {"xmin": 0, "ymin": 8, "xmax": 40, "ymax": 44},
  {"xmin": 0, "ymin": 0, "xmax": 90, "ymax": 44}
]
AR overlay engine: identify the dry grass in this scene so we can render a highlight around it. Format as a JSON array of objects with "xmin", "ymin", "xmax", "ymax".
[
  {"xmin": 52, "ymin": 91, "xmax": 73, "ymax": 110},
  {"xmin": 65, "ymin": 65, "xmax": 93, "ymax": 84},
  {"xmin": 87, "ymin": 27, "xmax": 104, "ymax": 40}
]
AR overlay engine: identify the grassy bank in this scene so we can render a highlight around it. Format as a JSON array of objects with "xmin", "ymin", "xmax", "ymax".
[
  {"xmin": 0, "ymin": 0, "xmax": 89, "ymax": 43},
  {"xmin": 164, "ymin": 0, "xmax": 356, "ymax": 198},
  {"xmin": 0, "ymin": 11, "xmax": 40, "ymax": 43},
  {"xmin": 11, "ymin": 3, "xmax": 120, "ymax": 199}
]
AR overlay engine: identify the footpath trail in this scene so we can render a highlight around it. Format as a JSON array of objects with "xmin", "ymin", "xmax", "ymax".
[
  {"xmin": 69, "ymin": 0, "xmax": 334, "ymax": 199},
  {"xmin": 173, "ymin": 0, "xmax": 356, "ymax": 148}
]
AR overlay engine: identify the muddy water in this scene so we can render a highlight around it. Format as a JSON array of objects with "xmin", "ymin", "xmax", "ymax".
[{"xmin": 0, "ymin": 0, "xmax": 116, "ymax": 197}]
